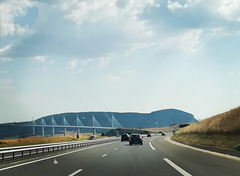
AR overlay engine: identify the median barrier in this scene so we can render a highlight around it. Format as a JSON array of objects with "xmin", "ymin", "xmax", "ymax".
[{"xmin": 0, "ymin": 137, "xmax": 119, "ymax": 162}]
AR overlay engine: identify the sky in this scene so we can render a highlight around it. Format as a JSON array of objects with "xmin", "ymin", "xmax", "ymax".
[{"xmin": 0, "ymin": 0, "xmax": 240, "ymax": 123}]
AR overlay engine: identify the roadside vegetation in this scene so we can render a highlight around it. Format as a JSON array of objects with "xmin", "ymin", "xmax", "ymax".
[
  {"xmin": 0, "ymin": 135, "xmax": 98, "ymax": 148},
  {"xmin": 172, "ymin": 106, "xmax": 240, "ymax": 150}
]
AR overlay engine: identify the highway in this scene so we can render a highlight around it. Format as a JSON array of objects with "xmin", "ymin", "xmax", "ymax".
[{"xmin": 0, "ymin": 135, "xmax": 239, "ymax": 176}]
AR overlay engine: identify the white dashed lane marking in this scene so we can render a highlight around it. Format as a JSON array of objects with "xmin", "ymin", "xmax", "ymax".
[
  {"xmin": 69, "ymin": 169, "xmax": 83, "ymax": 176},
  {"xmin": 164, "ymin": 158, "xmax": 192, "ymax": 176},
  {"xmin": 102, "ymin": 154, "xmax": 108, "ymax": 158}
]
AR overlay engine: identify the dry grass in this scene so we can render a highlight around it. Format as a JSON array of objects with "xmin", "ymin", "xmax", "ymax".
[
  {"xmin": 179, "ymin": 106, "xmax": 240, "ymax": 134},
  {"xmin": 0, "ymin": 135, "xmax": 91, "ymax": 148},
  {"xmin": 172, "ymin": 133, "xmax": 240, "ymax": 149},
  {"xmin": 172, "ymin": 106, "xmax": 240, "ymax": 150}
]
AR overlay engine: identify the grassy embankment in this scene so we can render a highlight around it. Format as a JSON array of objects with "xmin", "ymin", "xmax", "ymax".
[
  {"xmin": 172, "ymin": 106, "xmax": 240, "ymax": 150},
  {"xmin": 0, "ymin": 135, "xmax": 99, "ymax": 148}
]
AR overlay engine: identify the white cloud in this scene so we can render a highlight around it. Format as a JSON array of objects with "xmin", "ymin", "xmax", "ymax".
[
  {"xmin": 0, "ymin": 0, "xmax": 33, "ymax": 36},
  {"xmin": 0, "ymin": 70, "xmax": 10, "ymax": 74},
  {"xmin": 167, "ymin": 0, "xmax": 192, "ymax": 12},
  {"xmin": 209, "ymin": 27, "xmax": 230, "ymax": 38},
  {"xmin": 32, "ymin": 56, "xmax": 47, "ymax": 63},
  {"xmin": 31, "ymin": 56, "xmax": 54, "ymax": 64},
  {"xmin": 159, "ymin": 29, "xmax": 203, "ymax": 53},
  {"xmin": 0, "ymin": 57, "xmax": 12, "ymax": 62},
  {"xmin": 67, "ymin": 59, "xmax": 78, "ymax": 69},
  {"xmin": 61, "ymin": 0, "xmax": 155, "ymax": 25},
  {"xmin": 79, "ymin": 58, "xmax": 94, "ymax": 66},
  {"xmin": 217, "ymin": 0, "xmax": 240, "ymax": 22},
  {"xmin": 107, "ymin": 74, "xmax": 122, "ymax": 82},
  {"xmin": 126, "ymin": 42, "xmax": 157, "ymax": 56},
  {"xmin": 66, "ymin": 59, "xmax": 85, "ymax": 74},
  {"xmin": 155, "ymin": 3, "xmax": 160, "ymax": 8},
  {"xmin": 0, "ymin": 78, "xmax": 15, "ymax": 92},
  {"xmin": 0, "ymin": 44, "xmax": 12, "ymax": 54},
  {"xmin": 61, "ymin": 0, "xmax": 117, "ymax": 25},
  {"xmin": 99, "ymin": 56, "xmax": 112, "ymax": 69}
]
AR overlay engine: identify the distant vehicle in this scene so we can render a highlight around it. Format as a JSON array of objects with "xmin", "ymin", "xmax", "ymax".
[
  {"xmin": 121, "ymin": 134, "xmax": 130, "ymax": 142},
  {"xmin": 129, "ymin": 134, "xmax": 143, "ymax": 145},
  {"xmin": 88, "ymin": 135, "xmax": 95, "ymax": 140},
  {"xmin": 147, "ymin": 133, "xmax": 151, "ymax": 137},
  {"xmin": 162, "ymin": 132, "xmax": 166, "ymax": 136}
]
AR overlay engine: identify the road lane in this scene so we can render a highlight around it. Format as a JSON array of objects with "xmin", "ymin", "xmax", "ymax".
[
  {"xmin": 86, "ymin": 136, "xmax": 181, "ymax": 176},
  {"xmin": 0, "ymin": 135, "xmax": 239, "ymax": 176},
  {"xmin": 151, "ymin": 136, "xmax": 240, "ymax": 176}
]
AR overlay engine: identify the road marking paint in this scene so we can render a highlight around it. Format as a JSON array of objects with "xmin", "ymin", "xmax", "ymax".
[
  {"xmin": 102, "ymin": 154, "xmax": 107, "ymax": 158},
  {"xmin": 164, "ymin": 158, "xmax": 192, "ymax": 176},
  {"xmin": 114, "ymin": 148, "xmax": 118, "ymax": 151},
  {"xmin": 150, "ymin": 139, "xmax": 153, "ymax": 142},
  {"xmin": 165, "ymin": 137, "xmax": 240, "ymax": 162},
  {"xmin": 149, "ymin": 142, "xmax": 156, "ymax": 150},
  {"xmin": 0, "ymin": 141, "xmax": 118, "ymax": 172},
  {"xmin": 69, "ymin": 169, "xmax": 83, "ymax": 176},
  {"xmin": 53, "ymin": 158, "xmax": 58, "ymax": 164}
]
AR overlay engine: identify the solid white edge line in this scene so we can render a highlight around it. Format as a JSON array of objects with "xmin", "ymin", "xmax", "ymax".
[
  {"xmin": 114, "ymin": 148, "xmax": 118, "ymax": 151},
  {"xmin": 164, "ymin": 158, "xmax": 192, "ymax": 176},
  {"xmin": 102, "ymin": 154, "xmax": 107, "ymax": 158},
  {"xmin": 69, "ymin": 169, "xmax": 83, "ymax": 176},
  {"xmin": 149, "ymin": 142, "xmax": 156, "ymax": 150},
  {"xmin": 165, "ymin": 137, "xmax": 240, "ymax": 162},
  {"xmin": 0, "ymin": 141, "xmax": 118, "ymax": 172}
]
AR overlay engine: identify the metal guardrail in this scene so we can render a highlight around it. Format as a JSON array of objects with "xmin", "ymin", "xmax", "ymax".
[
  {"xmin": 0, "ymin": 141, "xmax": 79, "ymax": 151},
  {"xmin": 0, "ymin": 137, "xmax": 119, "ymax": 162}
]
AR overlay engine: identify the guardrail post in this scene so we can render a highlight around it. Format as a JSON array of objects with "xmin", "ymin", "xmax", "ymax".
[{"xmin": 2, "ymin": 153, "xmax": 4, "ymax": 162}]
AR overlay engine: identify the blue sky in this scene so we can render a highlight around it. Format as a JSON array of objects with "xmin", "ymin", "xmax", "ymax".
[{"xmin": 0, "ymin": 0, "xmax": 240, "ymax": 123}]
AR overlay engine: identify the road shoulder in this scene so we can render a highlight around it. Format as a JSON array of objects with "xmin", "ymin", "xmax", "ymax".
[{"xmin": 165, "ymin": 136, "xmax": 240, "ymax": 162}]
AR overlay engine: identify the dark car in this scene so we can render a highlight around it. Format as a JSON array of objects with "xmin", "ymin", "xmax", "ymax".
[
  {"xmin": 121, "ymin": 134, "xmax": 129, "ymax": 142},
  {"xmin": 129, "ymin": 134, "xmax": 143, "ymax": 145},
  {"xmin": 88, "ymin": 135, "xmax": 95, "ymax": 140},
  {"xmin": 147, "ymin": 133, "xmax": 151, "ymax": 137}
]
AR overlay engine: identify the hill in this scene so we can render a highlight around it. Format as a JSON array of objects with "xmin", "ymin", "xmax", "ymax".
[
  {"xmin": 177, "ymin": 106, "xmax": 240, "ymax": 134},
  {"xmin": 172, "ymin": 106, "xmax": 240, "ymax": 150},
  {"xmin": 32, "ymin": 109, "xmax": 197, "ymax": 129},
  {"xmin": 0, "ymin": 109, "xmax": 197, "ymax": 139}
]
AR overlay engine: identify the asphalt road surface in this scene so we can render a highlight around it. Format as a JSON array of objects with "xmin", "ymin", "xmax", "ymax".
[{"xmin": 0, "ymin": 135, "xmax": 239, "ymax": 176}]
